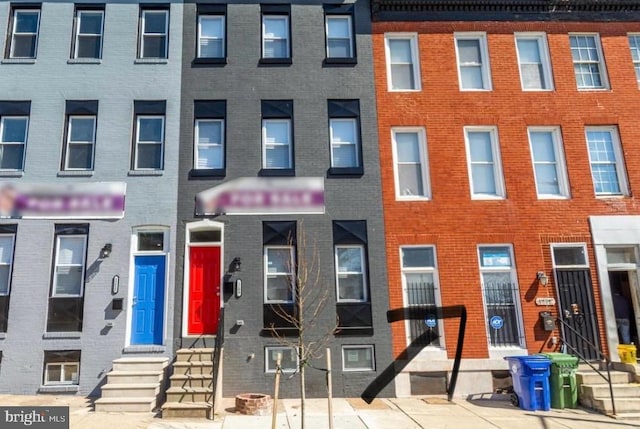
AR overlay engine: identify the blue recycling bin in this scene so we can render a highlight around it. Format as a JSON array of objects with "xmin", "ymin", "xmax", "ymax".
[{"xmin": 504, "ymin": 355, "xmax": 552, "ymax": 411}]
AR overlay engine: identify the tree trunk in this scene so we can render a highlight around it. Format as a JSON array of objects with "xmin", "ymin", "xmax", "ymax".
[{"xmin": 299, "ymin": 343, "xmax": 306, "ymax": 429}]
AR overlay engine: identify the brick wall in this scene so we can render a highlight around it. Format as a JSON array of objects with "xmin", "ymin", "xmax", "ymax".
[{"xmin": 372, "ymin": 21, "xmax": 640, "ymax": 359}]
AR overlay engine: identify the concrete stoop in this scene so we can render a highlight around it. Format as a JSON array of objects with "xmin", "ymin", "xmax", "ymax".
[
  {"xmin": 161, "ymin": 348, "xmax": 214, "ymax": 419},
  {"xmin": 577, "ymin": 365, "xmax": 640, "ymax": 418},
  {"xmin": 94, "ymin": 357, "xmax": 169, "ymax": 413}
]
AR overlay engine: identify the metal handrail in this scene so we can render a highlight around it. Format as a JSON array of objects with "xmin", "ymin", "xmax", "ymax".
[
  {"xmin": 210, "ymin": 308, "xmax": 225, "ymax": 419},
  {"xmin": 556, "ymin": 317, "xmax": 616, "ymax": 415}
]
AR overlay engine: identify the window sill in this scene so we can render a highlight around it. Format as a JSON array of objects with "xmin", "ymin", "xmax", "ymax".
[
  {"xmin": 123, "ymin": 345, "xmax": 166, "ymax": 353},
  {"xmin": 67, "ymin": 58, "xmax": 101, "ymax": 64},
  {"xmin": 595, "ymin": 194, "xmax": 628, "ymax": 199},
  {"xmin": 459, "ymin": 88, "xmax": 493, "ymax": 92},
  {"xmin": 259, "ymin": 168, "xmax": 295, "ymax": 177},
  {"xmin": 0, "ymin": 171, "xmax": 24, "ymax": 178},
  {"xmin": 192, "ymin": 57, "xmax": 227, "ymax": 66},
  {"xmin": 537, "ymin": 195, "xmax": 570, "ymax": 200},
  {"xmin": 189, "ymin": 168, "xmax": 226, "ymax": 179},
  {"xmin": 1, "ymin": 58, "xmax": 36, "ymax": 64},
  {"xmin": 258, "ymin": 58, "xmax": 292, "ymax": 66},
  {"xmin": 577, "ymin": 87, "xmax": 610, "ymax": 92},
  {"xmin": 128, "ymin": 170, "xmax": 163, "ymax": 176},
  {"xmin": 327, "ymin": 167, "xmax": 363, "ymax": 178},
  {"xmin": 396, "ymin": 196, "xmax": 431, "ymax": 202},
  {"xmin": 58, "ymin": 170, "xmax": 94, "ymax": 177},
  {"xmin": 323, "ymin": 57, "xmax": 357, "ymax": 67},
  {"xmin": 0, "ymin": 332, "xmax": 6, "ymax": 340},
  {"xmin": 471, "ymin": 195, "xmax": 506, "ymax": 201},
  {"xmin": 134, "ymin": 58, "xmax": 168, "ymax": 64},
  {"xmin": 39, "ymin": 385, "xmax": 79, "ymax": 394},
  {"xmin": 388, "ymin": 88, "xmax": 422, "ymax": 93},
  {"xmin": 43, "ymin": 332, "xmax": 82, "ymax": 339}
]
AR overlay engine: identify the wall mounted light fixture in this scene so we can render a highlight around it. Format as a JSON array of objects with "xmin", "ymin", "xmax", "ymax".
[
  {"xmin": 537, "ymin": 271, "xmax": 549, "ymax": 286},
  {"xmin": 100, "ymin": 243, "xmax": 112, "ymax": 259},
  {"xmin": 231, "ymin": 257, "xmax": 242, "ymax": 273}
]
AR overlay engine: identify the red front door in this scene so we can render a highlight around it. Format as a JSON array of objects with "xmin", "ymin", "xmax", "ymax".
[{"xmin": 188, "ymin": 246, "xmax": 221, "ymax": 335}]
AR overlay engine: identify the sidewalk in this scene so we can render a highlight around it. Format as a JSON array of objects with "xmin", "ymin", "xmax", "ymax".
[{"xmin": 1, "ymin": 394, "xmax": 639, "ymax": 429}]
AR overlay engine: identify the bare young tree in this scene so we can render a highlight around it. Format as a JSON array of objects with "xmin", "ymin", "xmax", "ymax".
[{"xmin": 267, "ymin": 222, "xmax": 338, "ymax": 429}]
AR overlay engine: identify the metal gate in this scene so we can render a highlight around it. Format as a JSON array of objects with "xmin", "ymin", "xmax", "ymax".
[{"xmin": 555, "ymin": 268, "xmax": 601, "ymax": 360}]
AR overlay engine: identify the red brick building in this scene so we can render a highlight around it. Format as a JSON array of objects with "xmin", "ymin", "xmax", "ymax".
[{"xmin": 371, "ymin": 0, "xmax": 640, "ymax": 396}]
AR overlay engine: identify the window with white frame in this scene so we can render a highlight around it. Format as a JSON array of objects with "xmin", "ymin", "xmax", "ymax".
[
  {"xmin": 326, "ymin": 15, "xmax": 354, "ymax": 59},
  {"xmin": 478, "ymin": 245, "xmax": 524, "ymax": 348},
  {"xmin": 43, "ymin": 351, "xmax": 80, "ymax": 385},
  {"xmin": 265, "ymin": 346, "xmax": 298, "ymax": 373},
  {"xmin": 515, "ymin": 33, "xmax": 553, "ymax": 90},
  {"xmin": 139, "ymin": 9, "xmax": 169, "ymax": 59},
  {"xmin": 73, "ymin": 9, "xmax": 104, "ymax": 59},
  {"xmin": 570, "ymin": 34, "xmax": 608, "ymax": 90},
  {"xmin": 385, "ymin": 34, "xmax": 420, "ymax": 91},
  {"xmin": 585, "ymin": 126, "xmax": 627, "ymax": 196},
  {"xmin": 53, "ymin": 236, "xmax": 87, "ymax": 297},
  {"xmin": 195, "ymin": 119, "xmax": 224, "ymax": 169},
  {"xmin": 401, "ymin": 246, "xmax": 442, "ymax": 347},
  {"xmin": 262, "ymin": 15, "xmax": 289, "ymax": 59},
  {"xmin": 464, "ymin": 127, "xmax": 505, "ymax": 198},
  {"xmin": 264, "ymin": 246, "xmax": 294, "ymax": 303},
  {"xmin": 551, "ymin": 244, "xmax": 588, "ymax": 268},
  {"xmin": 64, "ymin": 116, "xmax": 96, "ymax": 170},
  {"xmin": 455, "ymin": 33, "xmax": 492, "ymax": 90},
  {"xmin": 0, "ymin": 116, "xmax": 28, "ymax": 170},
  {"xmin": 342, "ymin": 345, "xmax": 375, "ymax": 371},
  {"xmin": 628, "ymin": 34, "xmax": 640, "ymax": 86},
  {"xmin": 135, "ymin": 115, "xmax": 165, "ymax": 170},
  {"xmin": 330, "ymin": 118, "xmax": 358, "ymax": 168},
  {"xmin": 0, "ymin": 235, "xmax": 15, "ymax": 296},
  {"xmin": 335, "ymin": 245, "xmax": 367, "ymax": 302},
  {"xmin": 137, "ymin": 231, "xmax": 165, "ymax": 252},
  {"xmin": 7, "ymin": 8, "xmax": 40, "ymax": 59},
  {"xmin": 262, "ymin": 119, "xmax": 292, "ymax": 169},
  {"xmin": 198, "ymin": 14, "xmax": 225, "ymax": 59},
  {"xmin": 392, "ymin": 128, "xmax": 429, "ymax": 199},
  {"xmin": 528, "ymin": 127, "xmax": 569, "ymax": 198}
]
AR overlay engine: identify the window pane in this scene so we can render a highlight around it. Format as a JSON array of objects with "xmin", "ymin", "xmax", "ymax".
[
  {"xmin": 144, "ymin": 11, "xmax": 167, "ymax": 34},
  {"xmin": 337, "ymin": 247, "xmax": 362, "ymax": 272},
  {"xmin": 328, "ymin": 40, "xmax": 351, "ymax": 58},
  {"xmin": 264, "ymin": 39, "xmax": 287, "ymax": 58},
  {"xmin": 390, "ymin": 64, "xmax": 415, "ymax": 90},
  {"xmin": 267, "ymin": 248, "xmax": 291, "ymax": 273},
  {"xmin": 63, "ymin": 364, "xmax": 79, "ymax": 383},
  {"xmin": 0, "ymin": 145, "xmax": 24, "ymax": 170},
  {"xmin": 331, "ymin": 120, "xmax": 355, "ymax": 144},
  {"xmin": 479, "ymin": 247, "xmax": 512, "ymax": 267},
  {"xmin": 401, "ymin": 247, "xmax": 434, "ymax": 268},
  {"xmin": 553, "ymin": 247, "xmax": 586, "ymax": 266},
  {"xmin": 200, "ymin": 39, "xmax": 223, "ymax": 58},
  {"xmin": 79, "ymin": 12, "xmax": 102, "ymax": 34},
  {"xmin": 15, "ymin": 11, "xmax": 39, "ymax": 32},
  {"xmin": 530, "ymin": 132, "xmax": 555, "ymax": 162},
  {"xmin": 517, "ymin": 39, "xmax": 541, "ymax": 62},
  {"xmin": 338, "ymin": 274, "xmax": 364, "ymax": 300},
  {"xmin": 587, "ymin": 131, "xmax": 614, "ymax": 162},
  {"xmin": 629, "ymin": 35, "xmax": 640, "ymax": 62},
  {"xmin": 396, "ymin": 132, "xmax": 420, "ymax": 162},
  {"xmin": 56, "ymin": 266, "xmax": 83, "ymax": 295},
  {"xmin": 70, "ymin": 118, "xmax": 95, "ymax": 142},
  {"xmin": 46, "ymin": 365, "xmax": 62, "ymax": 383},
  {"xmin": 398, "ymin": 164, "xmax": 424, "ymax": 196},
  {"xmin": 328, "ymin": 17, "xmax": 350, "ymax": 38},
  {"xmin": 266, "ymin": 276, "xmax": 292, "ymax": 301},
  {"xmin": 198, "ymin": 121, "xmax": 222, "ymax": 145},
  {"xmin": 143, "ymin": 35, "xmax": 167, "ymax": 58},
  {"xmin": 606, "ymin": 247, "xmax": 636, "ymax": 264},
  {"xmin": 200, "ymin": 16, "xmax": 223, "ymax": 38},
  {"xmin": 138, "ymin": 232, "xmax": 164, "ymax": 251},
  {"xmin": 343, "ymin": 347, "xmax": 374, "ymax": 371},
  {"xmin": 461, "ymin": 66, "xmax": 484, "ymax": 89},
  {"xmin": 389, "ymin": 39, "xmax": 412, "ymax": 62},
  {"xmin": 521, "ymin": 63, "xmax": 544, "ymax": 89},
  {"xmin": 58, "ymin": 237, "xmax": 84, "ymax": 265},
  {"xmin": 267, "ymin": 347, "xmax": 297, "ymax": 372},
  {"xmin": 2, "ymin": 118, "xmax": 27, "ymax": 142},
  {"xmin": 67, "ymin": 144, "xmax": 93, "ymax": 169},
  {"xmin": 138, "ymin": 118, "xmax": 163, "ymax": 142},
  {"xmin": 405, "ymin": 273, "xmax": 436, "ymax": 305},
  {"xmin": 468, "ymin": 132, "xmax": 493, "ymax": 162},
  {"xmin": 458, "ymin": 39, "xmax": 481, "ymax": 63},
  {"xmin": 0, "ymin": 266, "xmax": 10, "ymax": 295},
  {"xmin": 0, "ymin": 237, "xmax": 13, "ymax": 264},
  {"xmin": 535, "ymin": 164, "xmax": 560, "ymax": 195},
  {"xmin": 471, "ymin": 165, "xmax": 496, "ymax": 194},
  {"xmin": 332, "ymin": 144, "xmax": 356, "ymax": 168},
  {"xmin": 11, "ymin": 35, "xmax": 37, "ymax": 58},
  {"xmin": 76, "ymin": 36, "xmax": 101, "ymax": 58},
  {"xmin": 264, "ymin": 122, "xmax": 289, "ymax": 143},
  {"xmin": 137, "ymin": 144, "xmax": 162, "ymax": 169},
  {"xmin": 197, "ymin": 146, "xmax": 222, "ymax": 169},
  {"xmin": 264, "ymin": 17, "xmax": 287, "ymax": 38},
  {"xmin": 190, "ymin": 230, "xmax": 221, "ymax": 243},
  {"xmin": 265, "ymin": 145, "xmax": 289, "ymax": 168}
]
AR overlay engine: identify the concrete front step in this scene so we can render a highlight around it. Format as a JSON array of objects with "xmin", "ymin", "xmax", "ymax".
[
  {"xmin": 169, "ymin": 374, "xmax": 213, "ymax": 389},
  {"xmin": 94, "ymin": 397, "xmax": 157, "ymax": 413},
  {"xmin": 100, "ymin": 383, "xmax": 160, "ymax": 398},
  {"xmin": 582, "ymin": 383, "xmax": 640, "ymax": 398},
  {"xmin": 166, "ymin": 387, "xmax": 212, "ymax": 403},
  {"xmin": 171, "ymin": 361, "xmax": 213, "ymax": 376},
  {"xmin": 576, "ymin": 371, "xmax": 633, "ymax": 385},
  {"xmin": 161, "ymin": 402, "xmax": 211, "ymax": 419},
  {"xmin": 582, "ymin": 397, "xmax": 640, "ymax": 414},
  {"xmin": 176, "ymin": 348, "xmax": 214, "ymax": 362},
  {"xmin": 106, "ymin": 370, "xmax": 165, "ymax": 384},
  {"xmin": 112, "ymin": 357, "xmax": 169, "ymax": 372}
]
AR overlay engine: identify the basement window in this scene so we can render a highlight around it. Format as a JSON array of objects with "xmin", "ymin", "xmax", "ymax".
[{"xmin": 43, "ymin": 350, "xmax": 80, "ymax": 385}]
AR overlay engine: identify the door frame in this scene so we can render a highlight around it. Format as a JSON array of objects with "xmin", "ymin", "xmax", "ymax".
[
  {"xmin": 182, "ymin": 219, "xmax": 224, "ymax": 338},
  {"xmin": 125, "ymin": 226, "xmax": 171, "ymax": 347}
]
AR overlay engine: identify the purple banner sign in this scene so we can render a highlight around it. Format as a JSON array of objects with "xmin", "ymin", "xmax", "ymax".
[
  {"xmin": 196, "ymin": 177, "xmax": 324, "ymax": 215},
  {"xmin": 0, "ymin": 182, "xmax": 126, "ymax": 219}
]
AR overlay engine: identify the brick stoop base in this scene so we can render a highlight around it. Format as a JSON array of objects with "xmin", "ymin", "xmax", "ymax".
[{"xmin": 235, "ymin": 393, "xmax": 273, "ymax": 416}]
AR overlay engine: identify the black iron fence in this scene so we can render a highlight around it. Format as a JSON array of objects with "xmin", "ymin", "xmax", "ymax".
[
  {"xmin": 406, "ymin": 282, "xmax": 441, "ymax": 347},
  {"xmin": 482, "ymin": 282, "xmax": 523, "ymax": 347}
]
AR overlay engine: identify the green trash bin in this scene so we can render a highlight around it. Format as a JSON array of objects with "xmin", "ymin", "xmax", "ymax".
[{"xmin": 541, "ymin": 352, "xmax": 579, "ymax": 409}]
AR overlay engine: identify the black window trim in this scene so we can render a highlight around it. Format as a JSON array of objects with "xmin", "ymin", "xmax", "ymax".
[
  {"xmin": 190, "ymin": 99, "xmax": 226, "ymax": 178},
  {"xmin": 260, "ymin": 99, "xmax": 295, "ymax": 176},
  {"xmin": 5, "ymin": 3, "xmax": 42, "ymax": 60},
  {"xmin": 327, "ymin": 99, "xmax": 363, "ymax": 177},
  {"xmin": 323, "ymin": 3, "xmax": 357, "ymax": 66},
  {"xmin": 60, "ymin": 100, "xmax": 99, "ymax": 172},
  {"xmin": 137, "ymin": 4, "xmax": 170, "ymax": 60},
  {"xmin": 259, "ymin": 4, "xmax": 292, "ymax": 66},
  {"xmin": 193, "ymin": 3, "xmax": 227, "ymax": 65},
  {"xmin": 70, "ymin": 4, "xmax": 105, "ymax": 60},
  {"xmin": 131, "ymin": 100, "xmax": 167, "ymax": 171}
]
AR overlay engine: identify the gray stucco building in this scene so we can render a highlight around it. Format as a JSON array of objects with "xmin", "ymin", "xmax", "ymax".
[
  {"xmin": 0, "ymin": 1, "xmax": 182, "ymax": 396},
  {"xmin": 174, "ymin": 0, "xmax": 395, "ymax": 399}
]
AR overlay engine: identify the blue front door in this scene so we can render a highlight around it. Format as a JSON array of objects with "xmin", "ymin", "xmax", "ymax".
[{"xmin": 132, "ymin": 255, "xmax": 166, "ymax": 345}]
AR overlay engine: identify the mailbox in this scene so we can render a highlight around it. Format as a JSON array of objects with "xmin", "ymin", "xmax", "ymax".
[{"xmin": 540, "ymin": 311, "xmax": 555, "ymax": 331}]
